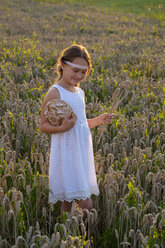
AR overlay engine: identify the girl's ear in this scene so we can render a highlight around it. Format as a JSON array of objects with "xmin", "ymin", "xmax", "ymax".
[{"xmin": 61, "ymin": 62, "xmax": 65, "ymax": 70}]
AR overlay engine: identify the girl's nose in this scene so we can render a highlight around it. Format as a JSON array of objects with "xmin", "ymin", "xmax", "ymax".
[{"xmin": 77, "ymin": 73, "xmax": 83, "ymax": 79}]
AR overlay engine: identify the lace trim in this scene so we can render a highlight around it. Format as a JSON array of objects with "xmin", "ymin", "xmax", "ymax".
[{"xmin": 49, "ymin": 188, "xmax": 99, "ymax": 203}]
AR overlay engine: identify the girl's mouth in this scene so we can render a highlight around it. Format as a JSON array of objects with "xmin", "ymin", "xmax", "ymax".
[
  {"xmin": 73, "ymin": 79, "xmax": 79, "ymax": 82},
  {"xmin": 72, "ymin": 79, "xmax": 80, "ymax": 85}
]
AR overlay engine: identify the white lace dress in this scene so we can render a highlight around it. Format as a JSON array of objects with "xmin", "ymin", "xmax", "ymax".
[{"xmin": 48, "ymin": 84, "xmax": 99, "ymax": 203}]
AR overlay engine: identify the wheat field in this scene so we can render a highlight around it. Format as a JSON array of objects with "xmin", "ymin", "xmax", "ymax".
[{"xmin": 0, "ymin": 0, "xmax": 165, "ymax": 247}]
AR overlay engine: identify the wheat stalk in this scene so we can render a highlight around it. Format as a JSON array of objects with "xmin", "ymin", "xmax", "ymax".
[{"xmin": 97, "ymin": 81, "xmax": 130, "ymax": 144}]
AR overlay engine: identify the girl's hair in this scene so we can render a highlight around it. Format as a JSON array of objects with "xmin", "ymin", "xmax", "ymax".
[{"xmin": 56, "ymin": 44, "xmax": 91, "ymax": 82}]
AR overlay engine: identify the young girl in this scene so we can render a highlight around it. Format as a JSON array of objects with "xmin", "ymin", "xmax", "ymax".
[{"xmin": 40, "ymin": 44, "xmax": 113, "ymax": 215}]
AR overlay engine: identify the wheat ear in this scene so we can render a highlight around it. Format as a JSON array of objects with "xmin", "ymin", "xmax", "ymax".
[{"xmin": 97, "ymin": 83, "xmax": 129, "ymax": 144}]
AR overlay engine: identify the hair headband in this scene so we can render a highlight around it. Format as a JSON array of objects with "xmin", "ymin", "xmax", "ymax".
[{"xmin": 64, "ymin": 60, "xmax": 88, "ymax": 70}]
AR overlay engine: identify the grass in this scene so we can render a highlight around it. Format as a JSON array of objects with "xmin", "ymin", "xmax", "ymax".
[
  {"xmin": 81, "ymin": 0, "xmax": 165, "ymax": 25},
  {"xmin": 0, "ymin": 0, "xmax": 165, "ymax": 247},
  {"xmin": 38, "ymin": 0, "xmax": 165, "ymax": 26}
]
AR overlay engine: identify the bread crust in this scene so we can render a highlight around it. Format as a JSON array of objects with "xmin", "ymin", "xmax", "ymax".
[{"xmin": 44, "ymin": 99, "xmax": 74, "ymax": 126}]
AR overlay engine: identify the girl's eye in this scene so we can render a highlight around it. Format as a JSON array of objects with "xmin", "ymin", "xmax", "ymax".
[{"xmin": 73, "ymin": 69, "xmax": 86, "ymax": 74}]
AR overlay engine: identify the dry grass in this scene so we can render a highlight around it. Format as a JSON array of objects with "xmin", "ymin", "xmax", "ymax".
[{"xmin": 0, "ymin": 0, "xmax": 165, "ymax": 247}]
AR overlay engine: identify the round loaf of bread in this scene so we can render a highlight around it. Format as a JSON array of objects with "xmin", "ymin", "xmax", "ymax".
[{"xmin": 44, "ymin": 99, "xmax": 75, "ymax": 126}]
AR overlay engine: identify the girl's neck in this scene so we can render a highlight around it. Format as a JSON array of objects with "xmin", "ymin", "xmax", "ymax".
[{"xmin": 57, "ymin": 79, "xmax": 78, "ymax": 93}]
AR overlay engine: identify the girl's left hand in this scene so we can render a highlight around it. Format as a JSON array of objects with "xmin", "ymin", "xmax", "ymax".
[{"xmin": 99, "ymin": 113, "xmax": 115, "ymax": 125}]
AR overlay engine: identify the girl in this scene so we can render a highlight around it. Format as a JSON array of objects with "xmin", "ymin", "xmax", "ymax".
[{"xmin": 40, "ymin": 44, "xmax": 113, "ymax": 215}]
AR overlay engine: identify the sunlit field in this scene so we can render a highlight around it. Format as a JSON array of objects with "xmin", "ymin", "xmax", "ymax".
[
  {"xmin": 71, "ymin": 0, "xmax": 165, "ymax": 26},
  {"xmin": 0, "ymin": 0, "xmax": 165, "ymax": 247}
]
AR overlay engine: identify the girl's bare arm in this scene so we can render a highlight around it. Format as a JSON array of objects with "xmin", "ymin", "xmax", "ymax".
[{"xmin": 87, "ymin": 113, "xmax": 113, "ymax": 129}]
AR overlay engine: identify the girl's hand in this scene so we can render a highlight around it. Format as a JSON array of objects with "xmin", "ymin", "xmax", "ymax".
[
  {"xmin": 98, "ymin": 113, "xmax": 115, "ymax": 125},
  {"xmin": 60, "ymin": 113, "xmax": 77, "ymax": 132}
]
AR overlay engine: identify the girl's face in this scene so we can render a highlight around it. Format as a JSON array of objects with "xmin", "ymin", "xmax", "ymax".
[{"xmin": 61, "ymin": 57, "xmax": 88, "ymax": 86}]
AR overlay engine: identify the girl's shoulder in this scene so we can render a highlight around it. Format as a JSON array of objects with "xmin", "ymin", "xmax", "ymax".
[
  {"xmin": 48, "ymin": 84, "xmax": 60, "ymax": 96},
  {"xmin": 78, "ymin": 87, "xmax": 85, "ymax": 98},
  {"xmin": 42, "ymin": 85, "xmax": 60, "ymax": 107}
]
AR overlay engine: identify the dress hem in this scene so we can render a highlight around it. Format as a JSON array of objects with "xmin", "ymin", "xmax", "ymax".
[{"xmin": 49, "ymin": 189, "xmax": 99, "ymax": 204}]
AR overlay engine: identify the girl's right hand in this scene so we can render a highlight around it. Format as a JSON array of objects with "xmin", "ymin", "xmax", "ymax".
[{"xmin": 60, "ymin": 113, "xmax": 77, "ymax": 132}]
